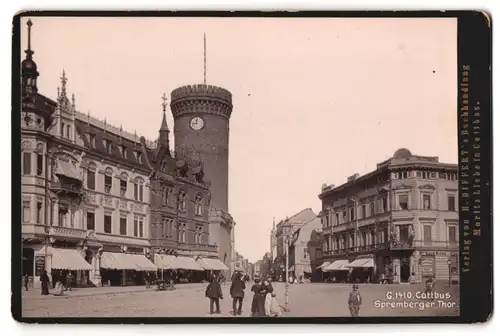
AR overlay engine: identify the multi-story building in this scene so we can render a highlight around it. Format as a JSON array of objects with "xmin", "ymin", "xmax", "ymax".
[
  {"xmin": 20, "ymin": 19, "xmax": 222, "ymax": 288},
  {"xmin": 288, "ymin": 216, "xmax": 323, "ymax": 281},
  {"xmin": 273, "ymin": 208, "xmax": 317, "ymax": 280},
  {"xmin": 318, "ymin": 148, "xmax": 459, "ymax": 284}
]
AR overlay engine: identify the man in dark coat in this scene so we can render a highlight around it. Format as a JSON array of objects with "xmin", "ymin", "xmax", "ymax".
[
  {"xmin": 348, "ymin": 284, "xmax": 362, "ymax": 316},
  {"xmin": 230, "ymin": 272, "xmax": 246, "ymax": 316},
  {"xmin": 205, "ymin": 275, "xmax": 223, "ymax": 314}
]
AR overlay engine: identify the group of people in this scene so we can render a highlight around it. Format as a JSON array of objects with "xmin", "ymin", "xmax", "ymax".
[
  {"xmin": 36, "ymin": 270, "xmax": 73, "ymax": 296},
  {"xmin": 205, "ymin": 272, "xmax": 282, "ymax": 317}
]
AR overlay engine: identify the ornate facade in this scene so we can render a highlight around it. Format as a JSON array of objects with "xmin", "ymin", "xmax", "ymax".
[
  {"xmin": 20, "ymin": 20, "xmax": 220, "ymax": 288},
  {"xmin": 318, "ymin": 148, "xmax": 459, "ymax": 284}
]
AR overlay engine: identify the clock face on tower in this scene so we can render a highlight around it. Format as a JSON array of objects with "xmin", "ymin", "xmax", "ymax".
[{"xmin": 189, "ymin": 116, "xmax": 205, "ymax": 131}]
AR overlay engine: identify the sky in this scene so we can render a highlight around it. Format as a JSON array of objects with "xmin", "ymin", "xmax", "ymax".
[{"xmin": 20, "ymin": 17, "xmax": 458, "ymax": 263}]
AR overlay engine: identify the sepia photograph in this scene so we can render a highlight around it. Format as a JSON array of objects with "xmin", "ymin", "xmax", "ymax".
[{"xmin": 15, "ymin": 13, "xmax": 478, "ymax": 321}]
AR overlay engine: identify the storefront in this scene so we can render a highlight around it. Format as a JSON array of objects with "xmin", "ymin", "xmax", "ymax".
[
  {"xmin": 323, "ymin": 259, "xmax": 350, "ymax": 283},
  {"xmin": 345, "ymin": 256, "xmax": 375, "ymax": 283},
  {"xmin": 34, "ymin": 246, "xmax": 93, "ymax": 288},
  {"xmin": 100, "ymin": 251, "xmax": 157, "ymax": 286}
]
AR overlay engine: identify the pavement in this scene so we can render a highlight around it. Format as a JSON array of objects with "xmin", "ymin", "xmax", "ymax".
[{"xmin": 20, "ymin": 282, "xmax": 460, "ymax": 318}]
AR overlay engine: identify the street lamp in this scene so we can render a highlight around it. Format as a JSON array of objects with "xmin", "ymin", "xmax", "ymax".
[
  {"xmin": 447, "ymin": 258, "xmax": 452, "ymax": 287},
  {"xmin": 284, "ymin": 235, "xmax": 290, "ymax": 312}
]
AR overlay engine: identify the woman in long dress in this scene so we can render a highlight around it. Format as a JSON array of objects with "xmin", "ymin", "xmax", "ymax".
[
  {"xmin": 40, "ymin": 270, "xmax": 50, "ymax": 295},
  {"xmin": 251, "ymin": 279, "xmax": 267, "ymax": 316}
]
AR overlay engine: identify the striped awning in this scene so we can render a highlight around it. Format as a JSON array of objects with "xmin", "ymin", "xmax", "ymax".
[
  {"xmin": 55, "ymin": 160, "xmax": 82, "ymax": 181},
  {"xmin": 345, "ymin": 258, "xmax": 374, "ymax": 268},
  {"xmin": 175, "ymin": 256, "xmax": 204, "ymax": 271},
  {"xmin": 100, "ymin": 252, "xmax": 138, "ymax": 270},
  {"xmin": 197, "ymin": 258, "xmax": 229, "ymax": 271},
  {"xmin": 324, "ymin": 259, "xmax": 349, "ymax": 271},
  {"xmin": 154, "ymin": 254, "xmax": 178, "ymax": 270},
  {"xmin": 317, "ymin": 261, "xmax": 332, "ymax": 270},
  {"xmin": 130, "ymin": 254, "xmax": 157, "ymax": 271},
  {"xmin": 48, "ymin": 248, "xmax": 92, "ymax": 271}
]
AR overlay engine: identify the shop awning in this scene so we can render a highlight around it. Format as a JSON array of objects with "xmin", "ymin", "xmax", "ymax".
[
  {"xmin": 346, "ymin": 258, "xmax": 374, "ymax": 268},
  {"xmin": 47, "ymin": 248, "xmax": 92, "ymax": 271},
  {"xmin": 55, "ymin": 160, "xmax": 82, "ymax": 181},
  {"xmin": 175, "ymin": 256, "xmax": 204, "ymax": 270},
  {"xmin": 130, "ymin": 254, "xmax": 157, "ymax": 271},
  {"xmin": 317, "ymin": 261, "xmax": 332, "ymax": 270},
  {"xmin": 361, "ymin": 258, "xmax": 374, "ymax": 268},
  {"xmin": 100, "ymin": 252, "xmax": 138, "ymax": 270},
  {"xmin": 324, "ymin": 259, "xmax": 349, "ymax": 271},
  {"xmin": 155, "ymin": 254, "xmax": 179, "ymax": 270},
  {"xmin": 198, "ymin": 258, "xmax": 229, "ymax": 271}
]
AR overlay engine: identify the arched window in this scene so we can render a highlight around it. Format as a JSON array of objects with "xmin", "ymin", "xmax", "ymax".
[
  {"xmin": 120, "ymin": 172, "xmax": 129, "ymax": 197},
  {"xmin": 194, "ymin": 194, "xmax": 203, "ymax": 216},
  {"xmin": 104, "ymin": 167, "xmax": 113, "ymax": 194},
  {"xmin": 133, "ymin": 177, "xmax": 144, "ymax": 202},
  {"xmin": 177, "ymin": 190, "xmax": 187, "ymax": 212}
]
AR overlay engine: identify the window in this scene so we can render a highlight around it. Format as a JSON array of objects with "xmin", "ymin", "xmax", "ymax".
[
  {"xmin": 105, "ymin": 175, "xmax": 112, "ymax": 193},
  {"xmin": 120, "ymin": 179, "xmax": 127, "ymax": 197},
  {"xmin": 86, "ymin": 166, "xmax": 96, "ymax": 190},
  {"xmin": 335, "ymin": 212, "xmax": 339, "ymax": 225},
  {"xmin": 22, "ymin": 200, "xmax": 30, "ymax": 223},
  {"xmin": 139, "ymin": 217, "xmax": 144, "ymax": 238},
  {"xmin": 422, "ymin": 194, "xmax": 431, "ymax": 210},
  {"xmin": 349, "ymin": 208, "xmax": 355, "ymax": 221},
  {"xmin": 22, "ymin": 152, "xmax": 31, "ymax": 175},
  {"xmin": 178, "ymin": 190, "xmax": 187, "ymax": 212},
  {"xmin": 342, "ymin": 210, "xmax": 347, "ymax": 222},
  {"xmin": 120, "ymin": 145, "xmax": 127, "ymax": 158},
  {"xmin": 416, "ymin": 171, "xmax": 422, "ymax": 178},
  {"xmin": 448, "ymin": 195, "xmax": 456, "ymax": 211},
  {"xmin": 61, "ymin": 122, "xmax": 65, "ymax": 136},
  {"xmin": 36, "ymin": 202, "xmax": 42, "ymax": 224},
  {"xmin": 398, "ymin": 194, "xmax": 409, "ymax": 210},
  {"xmin": 88, "ymin": 134, "xmax": 96, "ymax": 147},
  {"xmin": 86, "ymin": 212, "xmax": 95, "ymax": 231},
  {"xmin": 370, "ymin": 202, "xmax": 375, "ymax": 216},
  {"xmin": 361, "ymin": 204, "xmax": 367, "ymax": 218},
  {"xmin": 423, "ymin": 225, "xmax": 432, "ymax": 243},
  {"xmin": 195, "ymin": 195, "xmax": 203, "ymax": 216},
  {"xmin": 120, "ymin": 216, "xmax": 127, "ymax": 235},
  {"xmin": 104, "ymin": 214, "xmax": 112, "ymax": 234},
  {"xmin": 58, "ymin": 207, "xmax": 68, "ymax": 227},
  {"xmin": 36, "ymin": 153, "xmax": 43, "ymax": 176},
  {"xmin": 66, "ymin": 125, "xmax": 71, "ymax": 139},
  {"xmin": 303, "ymin": 248, "xmax": 308, "ymax": 260},
  {"xmin": 134, "ymin": 179, "xmax": 144, "ymax": 202},
  {"xmin": 177, "ymin": 223, "xmax": 186, "ymax": 242},
  {"xmin": 104, "ymin": 139, "xmax": 112, "ymax": 153},
  {"xmin": 134, "ymin": 217, "xmax": 138, "ymax": 237},
  {"xmin": 162, "ymin": 187, "xmax": 169, "ymax": 206},
  {"xmin": 381, "ymin": 197, "xmax": 387, "ymax": 212},
  {"xmin": 195, "ymin": 226, "xmax": 202, "ymax": 244},
  {"xmin": 448, "ymin": 226, "xmax": 457, "ymax": 243}
]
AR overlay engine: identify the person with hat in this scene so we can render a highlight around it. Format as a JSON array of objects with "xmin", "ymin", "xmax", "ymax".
[
  {"xmin": 230, "ymin": 271, "xmax": 246, "ymax": 316},
  {"xmin": 205, "ymin": 274, "xmax": 223, "ymax": 315},
  {"xmin": 348, "ymin": 284, "xmax": 362, "ymax": 316}
]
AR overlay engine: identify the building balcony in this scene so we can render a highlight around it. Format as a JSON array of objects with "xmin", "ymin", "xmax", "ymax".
[
  {"xmin": 49, "ymin": 182, "xmax": 84, "ymax": 199},
  {"xmin": 389, "ymin": 236, "xmax": 415, "ymax": 250},
  {"xmin": 49, "ymin": 226, "xmax": 87, "ymax": 240}
]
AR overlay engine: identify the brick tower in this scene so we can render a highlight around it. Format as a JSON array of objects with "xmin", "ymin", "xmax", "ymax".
[{"xmin": 170, "ymin": 84, "xmax": 234, "ymax": 272}]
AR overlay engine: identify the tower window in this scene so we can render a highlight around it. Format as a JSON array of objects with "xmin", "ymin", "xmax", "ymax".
[
  {"xmin": 22, "ymin": 152, "xmax": 31, "ymax": 175},
  {"xmin": 36, "ymin": 153, "xmax": 43, "ymax": 176}
]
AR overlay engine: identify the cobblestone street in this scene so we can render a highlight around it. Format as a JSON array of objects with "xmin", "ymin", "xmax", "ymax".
[{"xmin": 21, "ymin": 282, "xmax": 459, "ymax": 318}]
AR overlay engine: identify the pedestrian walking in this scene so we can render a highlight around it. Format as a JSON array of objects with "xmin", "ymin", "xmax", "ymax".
[
  {"xmin": 65, "ymin": 272, "xmax": 73, "ymax": 291},
  {"xmin": 40, "ymin": 270, "xmax": 50, "ymax": 295},
  {"xmin": 230, "ymin": 272, "xmax": 246, "ymax": 316},
  {"xmin": 250, "ymin": 278, "xmax": 267, "ymax": 317},
  {"xmin": 348, "ymin": 284, "xmax": 362, "ymax": 317},
  {"xmin": 205, "ymin": 274, "xmax": 223, "ymax": 315},
  {"xmin": 23, "ymin": 274, "xmax": 29, "ymax": 291}
]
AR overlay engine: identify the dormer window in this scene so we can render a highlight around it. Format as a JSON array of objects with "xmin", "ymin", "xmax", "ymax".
[
  {"xmin": 120, "ymin": 145, "xmax": 127, "ymax": 159},
  {"xmin": 88, "ymin": 134, "xmax": 96, "ymax": 147},
  {"xmin": 103, "ymin": 139, "xmax": 112, "ymax": 154}
]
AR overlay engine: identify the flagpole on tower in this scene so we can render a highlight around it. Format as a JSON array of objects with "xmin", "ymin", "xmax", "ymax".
[{"xmin": 204, "ymin": 33, "xmax": 207, "ymax": 85}]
